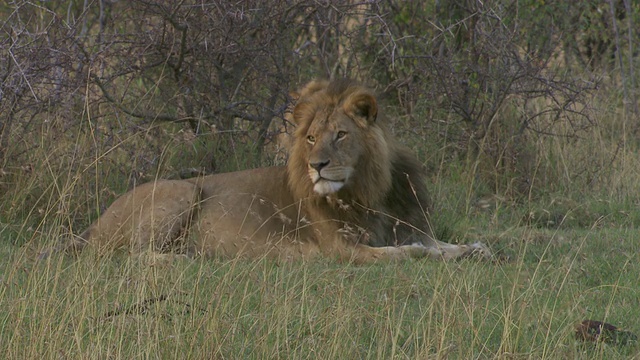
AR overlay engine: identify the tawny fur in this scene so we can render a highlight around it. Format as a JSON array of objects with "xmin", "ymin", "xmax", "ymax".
[{"xmin": 47, "ymin": 79, "xmax": 490, "ymax": 262}]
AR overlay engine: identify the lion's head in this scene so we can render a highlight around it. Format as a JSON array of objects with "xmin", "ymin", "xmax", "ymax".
[{"xmin": 287, "ymin": 79, "xmax": 394, "ymax": 208}]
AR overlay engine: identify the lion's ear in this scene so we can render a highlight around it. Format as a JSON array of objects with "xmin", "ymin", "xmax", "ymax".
[
  {"xmin": 292, "ymin": 101, "xmax": 313, "ymax": 126},
  {"xmin": 344, "ymin": 93, "xmax": 378, "ymax": 125}
]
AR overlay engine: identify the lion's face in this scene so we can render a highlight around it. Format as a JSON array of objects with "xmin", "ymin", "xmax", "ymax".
[
  {"xmin": 303, "ymin": 108, "xmax": 363, "ymax": 195},
  {"xmin": 289, "ymin": 80, "xmax": 392, "ymax": 200}
]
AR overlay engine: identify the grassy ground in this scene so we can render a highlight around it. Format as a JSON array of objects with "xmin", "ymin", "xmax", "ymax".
[
  {"xmin": 1, "ymin": 217, "xmax": 639, "ymax": 359},
  {"xmin": 1, "ymin": 79, "xmax": 639, "ymax": 359}
]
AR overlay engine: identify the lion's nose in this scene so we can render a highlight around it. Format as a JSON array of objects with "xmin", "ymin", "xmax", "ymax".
[{"xmin": 310, "ymin": 160, "xmax": 330, "ymax": 173}]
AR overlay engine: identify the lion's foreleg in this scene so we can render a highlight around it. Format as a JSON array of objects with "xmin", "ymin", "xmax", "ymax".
[
  {"xmin": 347, "ymin": 243, "xmax": 436, "ymax": 263},
  {"xmin": 423, "ymin": 239, "xmax": 492, "ymax": 260},
  {"xmin": 348, "ymin": 240, "xmax": 491, "ymax": 263}
]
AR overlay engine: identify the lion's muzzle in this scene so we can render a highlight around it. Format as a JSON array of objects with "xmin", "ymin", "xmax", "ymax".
[{"xmin": 308, "ymin": 164, "xmax": 353, "ymax": 195}]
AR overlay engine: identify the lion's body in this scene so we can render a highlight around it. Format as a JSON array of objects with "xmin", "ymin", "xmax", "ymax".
[{"xmin": 58, "ymin": 79, "xmax": 489, "ymax": 262}]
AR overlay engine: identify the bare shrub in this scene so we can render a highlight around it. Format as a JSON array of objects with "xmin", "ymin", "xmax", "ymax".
[
  {"xmin": 1, "ymin": 0, "xmax": 637, "ymax": 228},
  {"xmin": 361, "ymin": 1, "xmax": 604, "ymax": 196},
  {"xmin": 0, "ymin": 1, "xmax": 378, "ymax": 225}
]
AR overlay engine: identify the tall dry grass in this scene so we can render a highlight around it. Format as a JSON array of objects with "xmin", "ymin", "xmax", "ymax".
[{"xmin": 0, "ymin": 82, "xmax": 638, "ymax": 358}]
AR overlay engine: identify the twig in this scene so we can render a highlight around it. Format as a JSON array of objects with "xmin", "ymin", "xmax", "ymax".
[
  {"xmin": 92, "ymin": 74, "xmax": 269, "ymax": 124},
  {"xmin": 97, "ymin": 293, "xmax": 208, "ymax": 323},
  {"xmin": 101, "ymin": 295, "xmax": 169, "ymax": 320}
]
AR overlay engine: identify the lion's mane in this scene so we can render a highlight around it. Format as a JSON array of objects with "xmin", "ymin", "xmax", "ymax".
[{"xmin": 286, "ymin": 79, "xmax": 433, "ymax": 247}]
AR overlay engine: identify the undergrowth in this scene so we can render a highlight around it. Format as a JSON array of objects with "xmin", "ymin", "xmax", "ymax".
[{"xmin": 1, "ymin": 72, "xmax": 640, "ymax": 360}]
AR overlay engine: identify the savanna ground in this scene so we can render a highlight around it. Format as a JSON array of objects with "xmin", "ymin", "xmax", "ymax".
[{"xmin": 2, "ymin": 1, "xmax": 640, "ymax": 358}]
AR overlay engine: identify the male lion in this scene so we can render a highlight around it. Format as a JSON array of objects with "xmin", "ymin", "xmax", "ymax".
[{"xmin": 49, "ymin": 79, "xmax": 490, "ymax": 262}]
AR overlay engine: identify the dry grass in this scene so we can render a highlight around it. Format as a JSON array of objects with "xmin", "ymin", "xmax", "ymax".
[
  {"xmin": 1, "ymin": 224, "xmax": 639, "ymax": 359},
  {"xmin": 1, "ymin": 70, "xmax": 640, "ymax": 359}
]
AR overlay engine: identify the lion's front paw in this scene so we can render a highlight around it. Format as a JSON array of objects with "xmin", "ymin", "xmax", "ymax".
[{"xmin": 466, "ymin": 242, "xmax": 492, "ymax": 259}]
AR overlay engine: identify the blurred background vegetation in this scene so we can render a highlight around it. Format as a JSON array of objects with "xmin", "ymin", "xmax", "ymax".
[{"xmin": 1, "ymin": 0, "xmax": 639, "ymax": 243}]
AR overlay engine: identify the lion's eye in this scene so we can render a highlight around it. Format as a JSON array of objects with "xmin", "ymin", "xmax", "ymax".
[
  {"xmin": 307, "ymin": 135, "xmax": 316, "ymax": 144},
  {"xmin": 336, "ymin": 131, "xmax": 347, "ymax": 139}
]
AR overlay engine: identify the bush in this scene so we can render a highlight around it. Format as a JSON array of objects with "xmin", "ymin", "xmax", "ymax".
[{"xmin": 0, "ymin": 0, "xmax": 638, "ymax": 227}]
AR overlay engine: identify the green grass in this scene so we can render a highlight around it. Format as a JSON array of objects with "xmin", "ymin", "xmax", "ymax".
[
  {"xmin": 3, "ymin": 111, "xmax": 640, "ymax": 359},
  {"xmin": 2, "ymin": 65, "xmax": 639, "ymax": 358},
  {"xmin": 1, "ymin": 224, "xmax": 638, "ymax": 359}
]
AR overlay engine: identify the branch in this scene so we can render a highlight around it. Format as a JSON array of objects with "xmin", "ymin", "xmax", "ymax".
[
  {"xmin": 92, "ymin": 74, "xmax": 188, "ymax": 122},
  {"xmin": 93, "ymin": 74, "xmax": 270, "ymax": 124}
]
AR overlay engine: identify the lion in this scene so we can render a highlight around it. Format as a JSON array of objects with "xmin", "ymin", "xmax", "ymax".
[{"xmin": 46, "ymin": 79, "xmax": 490, "ymax": 263}]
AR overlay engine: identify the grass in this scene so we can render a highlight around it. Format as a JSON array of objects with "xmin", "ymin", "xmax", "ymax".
[
  {"xmin": 2, "ymin": 71, "xmax": 640, "ymax": 359},
  {"xmin": 3, "ymin": 147, "xmax": 640, "ymax": 359},
  {"xmin": 0, "ymin": 221, "xmax": 639, "ymax": 359}
]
